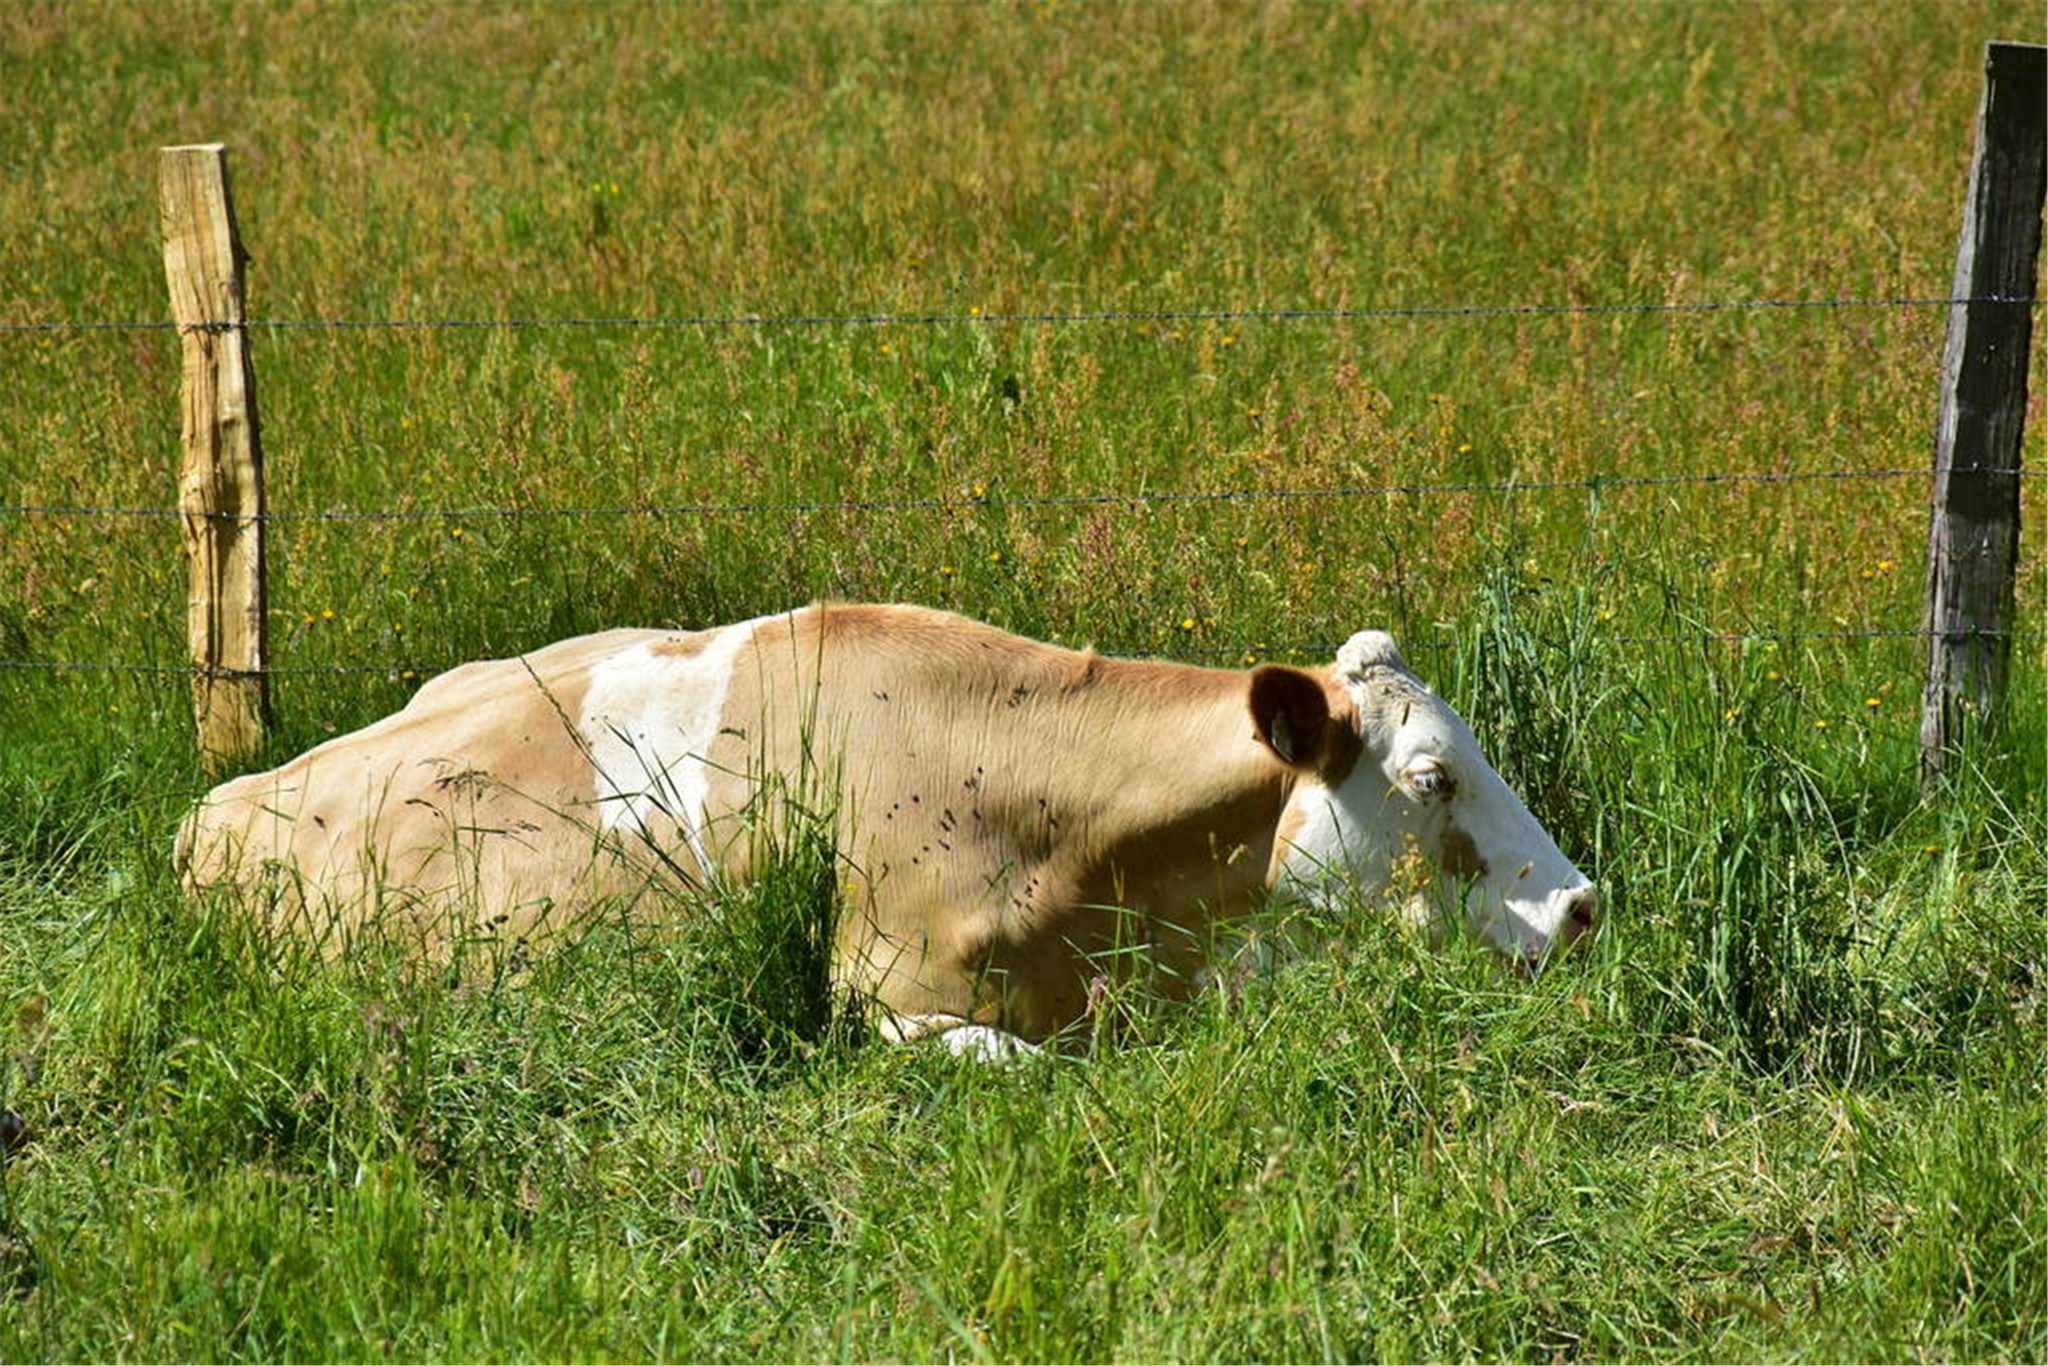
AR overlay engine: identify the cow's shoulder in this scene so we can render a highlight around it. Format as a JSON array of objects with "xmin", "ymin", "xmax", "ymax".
[
  {"xmin": 793, "ymin": 601, "xmax": 1171, "ymax": 693},
  {"xmin": 792, "ymin": 601, "xmax": 1033, "ymax": 657}
]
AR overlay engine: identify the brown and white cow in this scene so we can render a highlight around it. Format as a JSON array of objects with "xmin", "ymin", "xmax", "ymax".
[{"xmin": 178, "ymin": 604, "xmax": 1596, "ymax": 1058}]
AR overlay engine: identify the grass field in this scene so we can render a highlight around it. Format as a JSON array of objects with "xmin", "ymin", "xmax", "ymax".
[{"xmin": 2, "ymin": 2, "xmax": 2044, "ymax": 1360}]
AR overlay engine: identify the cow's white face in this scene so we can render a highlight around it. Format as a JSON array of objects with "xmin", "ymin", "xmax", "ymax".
[{"xmin": 1276, "ymin": 631, "xmax": 1598, "ymax": 966}]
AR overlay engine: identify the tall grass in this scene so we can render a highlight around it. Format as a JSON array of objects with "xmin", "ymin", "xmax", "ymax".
[{"xmin": 2, "ymin": 2, "xmax": 2043, "ymax": 1360}]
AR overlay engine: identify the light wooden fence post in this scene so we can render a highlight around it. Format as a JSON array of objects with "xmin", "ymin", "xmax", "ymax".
[
  {"xmin": 160, "ymin": 143, "xmax": 268, "ymax": 774},
  {"xmin": 1918, "ymin": 42, "xmax": 2046, "ymax": 790}
]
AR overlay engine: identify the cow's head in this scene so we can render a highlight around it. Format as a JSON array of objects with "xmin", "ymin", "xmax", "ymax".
[{"xmin": 1264, "ymin": 631, "xmax": 1598, "ymax": 966}]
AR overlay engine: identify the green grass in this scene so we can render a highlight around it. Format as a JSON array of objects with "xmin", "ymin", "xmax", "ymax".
[{"xmin": 2, "ymin": 2, "xmax": 2043, "ymax": 1360}]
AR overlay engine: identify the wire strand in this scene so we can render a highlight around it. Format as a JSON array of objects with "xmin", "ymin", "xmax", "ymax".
[
  {"xmin": 11, "ymin": 465, "xmax": 2045, "ymax": 524},
  {"xmin": 5, "ymin": 627, "xmax": 2035, "ymax": 678},
  {"xmin": 2, "ymin": 294, "xmax": 2038, "ymax": 335}
]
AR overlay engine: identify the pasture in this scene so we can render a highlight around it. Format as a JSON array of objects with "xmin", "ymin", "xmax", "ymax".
[{"xmin": 1, "ymin": 3, "xmax": 2042, "ymax": 1360}]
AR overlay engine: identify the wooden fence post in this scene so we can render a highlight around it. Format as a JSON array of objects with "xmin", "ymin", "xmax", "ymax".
[
  {"xmin": 160, "ymin": 143, "xmax": 268, "ymax": 774},
  {"xmin": 1919, "ymin": 42, "xmax": 2046, "ymax": 790}
]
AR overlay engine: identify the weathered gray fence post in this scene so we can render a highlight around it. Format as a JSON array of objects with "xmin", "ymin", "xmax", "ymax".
[
  {"xmin": 160, "ymin": 143, "xmax": 269, "ymax": 775},
  {"xmin": 1918, "ymin": 42, "xmax": 2045, "ymax": 790}
]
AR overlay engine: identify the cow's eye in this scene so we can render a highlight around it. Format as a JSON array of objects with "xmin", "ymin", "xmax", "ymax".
[{"xmin": 1401, "ymin": 760, "xmax": 1455, "ymax": 800}]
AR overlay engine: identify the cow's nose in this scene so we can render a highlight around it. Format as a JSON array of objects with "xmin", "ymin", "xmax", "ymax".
[{"xmin": 1558, "ymin": 885, "xmax": 1599, "ymax": 946}]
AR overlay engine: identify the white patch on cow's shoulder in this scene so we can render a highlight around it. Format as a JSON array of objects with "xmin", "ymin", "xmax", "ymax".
[{"xmin": 577, "ymin": 614, "xmax": 776, "ymax": 869}]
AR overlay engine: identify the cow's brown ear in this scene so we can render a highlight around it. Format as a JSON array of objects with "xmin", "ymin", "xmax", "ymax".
[{"xmin": 1248, "ymin": 665, "xmax": 1329, "ymax": 769}]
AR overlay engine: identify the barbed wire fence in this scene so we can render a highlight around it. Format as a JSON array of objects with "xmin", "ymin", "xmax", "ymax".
[
  {"xmin": 4, "ymin": 295, "xmax": 2045, "ymax": 682},
  {"xmin": 17, "ymin": 49, "xmax": 2048, "ymax": 779}
]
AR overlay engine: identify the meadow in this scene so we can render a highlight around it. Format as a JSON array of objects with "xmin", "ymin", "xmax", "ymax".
[{"xmin": 1, "ymin": 2, "xmax": 2043, "ymax": 1359}]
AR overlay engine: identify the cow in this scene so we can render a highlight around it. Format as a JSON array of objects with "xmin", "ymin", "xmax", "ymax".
[{"xmin": 177, "ymin": 604, "xmax": 1597, "ymax": 1059}]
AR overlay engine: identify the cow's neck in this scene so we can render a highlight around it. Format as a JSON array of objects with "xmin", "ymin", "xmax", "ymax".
[{"xmin": 1029, "ymin": 670, "xmax": 1305, "ymax": 901}]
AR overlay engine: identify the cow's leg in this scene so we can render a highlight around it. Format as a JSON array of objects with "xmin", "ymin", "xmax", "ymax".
[{"xmin": 878, "ymin": 1011, "xmax": 1044, "ymax": 1064}]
